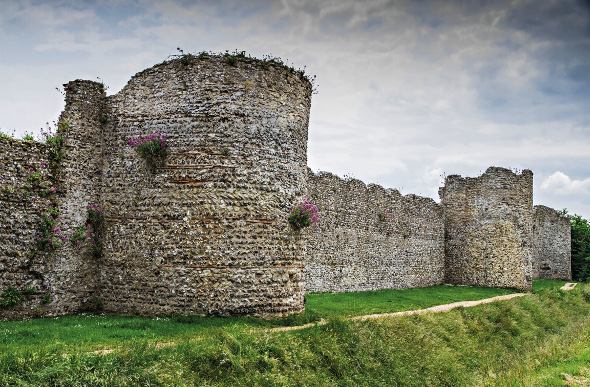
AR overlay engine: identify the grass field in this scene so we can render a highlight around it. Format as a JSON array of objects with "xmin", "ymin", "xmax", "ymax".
[
  {"xmin": 306, "ymin": 283, "xmax": 516, "ymax": 318},
  {"xmin": 0, "ymin": 282, "xmax": 516, "ymax": 350},
  {"xmin": 0, "ymin": 279, "xmax": 586, "ymax": 386}
]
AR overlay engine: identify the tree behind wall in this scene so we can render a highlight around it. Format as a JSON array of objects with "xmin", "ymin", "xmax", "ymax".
[{"xmin": 567, "ymin": 213, "xmax": 590, "ymax": 281}]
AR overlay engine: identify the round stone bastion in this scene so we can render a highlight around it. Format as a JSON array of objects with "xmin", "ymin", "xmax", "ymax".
[{"xmin": 83, "ymin": 55, "xmax": 312, "ymax": 317}]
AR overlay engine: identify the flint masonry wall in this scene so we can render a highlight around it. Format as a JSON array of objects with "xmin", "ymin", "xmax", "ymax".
[
  {"xmin": 52, "ymin": 80, "xmax": 106, "ymax": 315},
  {"xmin": 0, "ymin": 81, "xmax": 107, "ymax": 320},
  {"xmin": 1, "ymin": 54, "xmax": 573, "ymax": 320},
  {"xmin": 305, "ymin": 170, "xmax": 445, "ymax": 293},
  {"xmin": 440, "ymin": 167, "xmax": 534, "ymax": 290},
  {"xmin": 97, "ymin": 56, "xmax": 311, "ymax": 317},
  {"xmin": 532, "ymin": 205, "xmax": 571, "ymax": 280},
  {"xmin": 0, "ymin": 138, "xmax": 57, "ymax": 319}
]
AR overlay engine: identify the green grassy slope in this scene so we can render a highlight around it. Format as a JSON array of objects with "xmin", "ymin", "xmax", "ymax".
[{"xmin": 0, "ymin": 280, "xmax": 587, "ymax": 386}]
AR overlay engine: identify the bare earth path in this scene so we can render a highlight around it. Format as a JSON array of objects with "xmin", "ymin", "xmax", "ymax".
[
  {"xmin": 561, "ymin": 282, "xmax": 578, "ymax": 291},
  {"xmin": 266, "ymin": 293, "xmax": 527, "ymax": 333}
]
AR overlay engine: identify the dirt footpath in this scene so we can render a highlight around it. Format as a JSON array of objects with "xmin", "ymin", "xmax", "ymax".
[
  {"xmin": 561, "ymin": 282, "xmax": 578, "ymax": 291},
  {"xmin": 267, "ymin": 293, "xmax": 527, "ymax": 333}
]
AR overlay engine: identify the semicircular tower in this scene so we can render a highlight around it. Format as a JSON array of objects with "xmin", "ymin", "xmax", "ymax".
[{"xmin": 96, "ymin": 55, "xmax": 311, "ymax": 316}]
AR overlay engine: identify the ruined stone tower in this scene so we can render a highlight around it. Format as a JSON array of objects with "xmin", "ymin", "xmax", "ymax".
[{"xmin": 439, "ymin": 167, "xmax": 534, "ymax": 290}]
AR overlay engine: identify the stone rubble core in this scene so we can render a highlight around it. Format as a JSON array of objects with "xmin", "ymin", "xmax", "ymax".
[{"xmin": 0, "ymin": 55, "xmax": 571, "ymax": 320}]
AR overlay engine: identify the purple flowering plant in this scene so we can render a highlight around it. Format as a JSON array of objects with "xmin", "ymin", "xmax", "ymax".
[
  {"xmin": 129, "ymin": 133, "xmax": 168, "ymax": 166},
  {"xmin": 27, "ymin": 165, "xmax": 47, "ymax": 183},
  {"xmin": 288, "ymin": 198, "xmax": 320, "ymax": 230},
  {"xmin": 26, "ymin": 251, "xmax": 39, "ymax": 265},
  {"xmin": 41, "ymin": 115, "xmax": 68, "ymax": 164},
  {"xmin": 87, "ymin": 204, "xmax": 105, "ymax": 227},
  {"xmin": 379, "ymin": 211, "xmax": 396, "ymax": 222},
  {"xmin": 71, "ymin": 225, "xmax": 91, "ymax": 246},
  {"xmin": 36, "ymin": 202, "xmax": 66, "ymax": 250},
  {"xmin": 39, "ymin": 285, "xmax": 54, "ymax": 305}
]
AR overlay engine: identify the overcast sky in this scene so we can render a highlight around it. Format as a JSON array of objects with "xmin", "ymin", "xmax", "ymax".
[{"xmin": 1, "ymin": 0, "xmax": 589, "ymax": 218}]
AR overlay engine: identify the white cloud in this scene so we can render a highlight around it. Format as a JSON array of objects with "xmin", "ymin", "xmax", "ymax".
[
  {"xmin": 536, "ymin": 171, "xmax": 590, "ymax": 219},
  {"xmin": 540, "ymin": 172, "xmax": 590, "ymax": 196}
]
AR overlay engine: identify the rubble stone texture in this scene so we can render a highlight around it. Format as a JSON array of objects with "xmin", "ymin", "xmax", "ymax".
[
  {"xmin": 305, "ymin": 170, "xmax": 445, "ymax": 292},
  {"xmin": 1, "ymin": 56, "xmax": 311, "ymax": 319},
  {"xmin": 532, "ymin": 205, "xmax": 571, "ymax": 280},
  {"xmin": 0, "ymin": 139, "xmax": 57, "ymax": 319},
  {"xmin": 0, "ymin": 55, "xmax": 571, "ymax": 320},
  {"xmin": 96, "ymin": 56, "xmax": 311, "ymax": 317},
  {"xmin": 439, "ymin": 167, "xmax": 534, "ymax": 290}
]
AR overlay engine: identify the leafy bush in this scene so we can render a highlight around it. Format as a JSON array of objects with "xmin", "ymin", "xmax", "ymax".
[
  {"xmin": 179, "ymin": 54, "xmax": 194, "ymax": 66},
  {"xmin": 1, "ymin": 287, "xmax": 24, "ymax": 307},
  {"xmin": 24, "ymin": 286, "xmax": 37, "ymax": 295},
  {"xmin": 89, "ymin": 296, "xmax": 102, "ymax": 311}
]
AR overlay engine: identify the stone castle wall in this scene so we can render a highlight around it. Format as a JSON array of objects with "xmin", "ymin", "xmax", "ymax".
[
  {"xmin": 532, "ymin": 205, "xmax": 571, "ymax": 280},
  {"xmin": 0, "ymin": 139, "xmax": 56, "ymax": 319},
  {"xmin": 0, "ymin": 55, "xmax": 572, "ymax": 320},
  {"xmin": 54, "ymin": 80, "xmax": 106, "ymax": 315},
  {"xmin": 0, "ymin": 81, "xmax": 109, "ymax": 319},
  {"xmin": 1, "ymin": 55, "xmax": 312, "ymax": 320},
  {"xmin": 305, "ymin": 170, "xmax": 445, "ymax": 293},
  {"xmin": 439, "ymin": 167, "xmax": 534, "ymax": 290}
]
